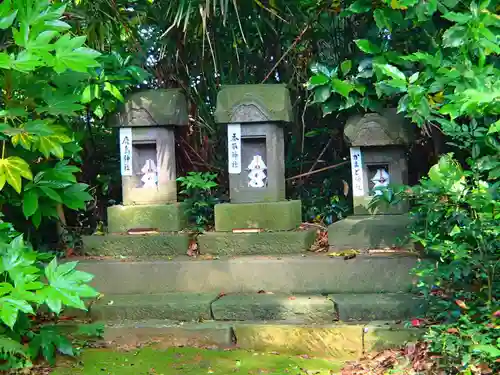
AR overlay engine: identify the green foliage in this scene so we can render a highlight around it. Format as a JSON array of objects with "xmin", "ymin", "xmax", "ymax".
[
  {"xmin": 0, "ymin": 235, "xmax": 98, "ymax": 368},
  {"xmin": 307, "ymin": 0, "xmax": 499, "ymax": 372},
  {"xmin": 0, "ymin": 0, "xmax": 117, "ymax": 369},
  {"xmin": 177, "ymin": 172, "xmax": 219, "ymax": 233}
]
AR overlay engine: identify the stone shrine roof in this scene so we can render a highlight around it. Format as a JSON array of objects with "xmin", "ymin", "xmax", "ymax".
[
  {"xmin": 112, "ymin": 89, "xmax": 188, "ymax": 127},
  {"xmin": 344, "ymin": 108, "xmax": 414, "ymax": 147},
  {"xmin": 215, "ymin": 84, "xmax": 293, "ymax": 123}
]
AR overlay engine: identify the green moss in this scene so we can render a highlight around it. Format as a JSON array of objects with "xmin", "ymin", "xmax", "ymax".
[{"xmin": 52, "ymin": 347, "xmax": 343, "ymax": 374}]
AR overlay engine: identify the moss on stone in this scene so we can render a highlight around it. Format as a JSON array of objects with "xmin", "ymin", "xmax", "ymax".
[
  {"xmin": 233, "ymin": 323, "xmax": 364, "ymax": 359},
  {"xmin": 107, "ymin": 203, "xmax": 187, "ymax": 233},
  {"xmin": 363, "ymin": 321, "xmax": 423, "ymax": 353},
  {"xmin": 82, "ymin": 233, "xmax": 189, "ymax": 257},
  {"xmin": 211, "ymin": 294, "xmax": 335, "ymax": 322},
  {"xmin": 330, "ymin": 293, "xmax": 426, "ymax": 322},
  {"xmin": 328, "ymin": 215, "xmax": 412, "ymax": 250},
  {"xmin": 215, "ymin": 84, "xmax": 293, "ymax": 123},
  {"xmin": 198, "ymin": 228, "xmax": 315, "ymax": 255}
]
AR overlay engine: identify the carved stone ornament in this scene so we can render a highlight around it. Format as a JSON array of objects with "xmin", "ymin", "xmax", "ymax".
[
  {"xmin": 344, "ymin": 108, "xmax": 413, "ymax": 147},
  {"xmin": 230, "ymin": 103, "xmax": 270, "ymax": 123}
]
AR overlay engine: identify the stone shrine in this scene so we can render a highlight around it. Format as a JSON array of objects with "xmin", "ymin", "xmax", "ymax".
[
  {"xmin": 197, "ymin": 84, "xmax": 315, "ymax": 255},
  {"xmin": 328, "ymin": 108, "xmax": 414, "ymax": 250},
  {"xmin": 83, "ymin": 89, "xmax": 190, "ymax": 256}
]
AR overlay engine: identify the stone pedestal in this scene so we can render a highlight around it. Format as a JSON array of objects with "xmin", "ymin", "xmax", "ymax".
[
  {"xmin": 329, "ymin": 109, "xmax": 414, "ymax": 250},
  {"xmin": 83, "ymin": 89, "xmax": 189, "ymax": 256},
  {"xmin": 199, "ymin": 84, "xmax": 311, "ymax": 254}
]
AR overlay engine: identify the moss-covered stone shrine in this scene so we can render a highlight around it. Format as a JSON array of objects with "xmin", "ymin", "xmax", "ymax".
[
  {"xmin": 197, "ymin": 84, "xmax": 315, "ymax": 253},
  {"xmin": 328, "ymin": 109, "xmax": 414, "ymax": 250}
]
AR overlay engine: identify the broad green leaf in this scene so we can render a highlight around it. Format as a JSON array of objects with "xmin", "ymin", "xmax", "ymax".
[
  {"xmin": 309, "ymin": 62, "xmax": 331, "ymax": 77},
  {"xmin": 62, "ymin": 183, "xmax": 92, "ymax": 210},
  {"xmin": 0, "ymin": 9, "xmax": 17, "ymax": 30},
  {"xmin": 38, "ymin": 93, "xmax": 84, "ymax": 116},
  {"xmin": 0, "ymin": 156, "xmax": 33, "ymax": 193},
  {"xmin": 409, "ymin": 72, "xmax": 419, "ymax": 84},
  {"xmin": 313, "ymin": 85, "xmax": 331, "ymax": 103},
  {"xmin": 487, "ymin": 119, "xmax": 499, "ymax": 134},
  {"xmin": 443, "ymin": 12, "xmax": 472, "ymax": 24},
  {"xmin": 0, "ymin": 52, "xmax": 11, "ymax": 69},
  {"xmin": 23, "ymin": 189, "xmax": 39, "ymax": 218},
  {"xmin": 442, "ymin": 25, "xmax": 468, "ymax": 48},
  {"xmin": 373, "ymin": 9, "xmax": 391, "ymax": 31},
  {"xmin": 81, "ymin": 84, "xmax": 100, "ymax": 104},
  {"xmin": 331, "ymin": 78, "xmax": 354, "ymax": 98},
  {"xmin": 33, "ymin": 133, "xmax": 72, "ymax": 159},
  {"xmin": 307, "ymin": 74, "xmax": 329, "ymax": 89},
  {"xmin": 340, "ymin": 60, "xmax": 352, "ymax": 75},
  {"xmin": 11, "ymin": 51, "xmax": 42, "ymax": 72},
  {"xmin": 0, "ymin": 302, "xmax": 18, "ymax": 328},
  {"xmin": 347, "ymin": 0, "xmax": 372, "ymax": 14},
  {"xmin": 104, "ymin": 82, "xmax": 124, "ymax": 102},
  {"xmin": 354, "ymin": 39, "xmax": 381, "ymax": 54},
  {"xmin": 374, "ymin": 63, "xmax": 406, "ymax": 81},
  {"xmin": 39, "ymin": 186, "xmax": 62, "ymax": 202}
]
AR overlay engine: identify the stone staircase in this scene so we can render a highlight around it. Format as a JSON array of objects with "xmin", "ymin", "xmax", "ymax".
[{"xmin": 74, "ymin": 252, "xmax": 424, "ymax": 359}]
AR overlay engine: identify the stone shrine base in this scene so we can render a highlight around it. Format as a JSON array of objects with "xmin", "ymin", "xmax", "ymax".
[
  {"xmin": 197, "ymin": 228, "xmax": 316, "ymax": 256},
  {"xmin": 107, "ymin": 203, "xmax": 187, "ymax": 233},
  {"xmin": 328, "ymin": 214, "xmax": 412, "ymax": 250},
  {"xmin": 214, "ymin": 200, "xmax": 302, "ymax": 231}
]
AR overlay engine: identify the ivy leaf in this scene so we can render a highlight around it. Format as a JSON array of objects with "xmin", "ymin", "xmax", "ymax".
[
  {"xmin": 306, "ymin": 74, "xmax": 329, "ymax": 89},
  {"xmin": 442, "ymin": 25, "xmax": 468, "ymax": 48},
  {"xmin": 340, "ymin": 60, "xmax": 352, "ymax": 75},
  {"xmin": 374, "ymin": 63, "xmax": 406, "ymax": 81},
  {"xmin": 313, "ymin": 85, "xmax": 331, "ymax": 103},
  {"xmin": 23, "ymin": 189, "xmax": 39, "ymax": 218},
  {"xmin": 104, "ymin": 82, "xmax": 124, "ymax": 102},
  {"xmin": 0, "ymin": 157, "xmax": 33, "ymax": 193},
  {"xmin": 355, "ymin": 39, "xmax": 381, "ymax": 54},
  {"xmin": 331, "ymin": 78, "xmax": 354, "ymax": 98}
]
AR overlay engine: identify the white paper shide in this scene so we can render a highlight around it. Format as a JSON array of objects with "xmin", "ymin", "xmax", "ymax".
[
  {"xmin": 350, "ymin": 147, "xmax": 364, "ymax": 197},
  {"xmin": 227, "ymin": 124, "xmax": 242, "ymax": 174},
  {"xmin": 141, "ymin": 159, "xmax": 158, "ymax": 188},
  {"xmin": 119, "ymin": 128, "xmax": 133, "ymax": 176},
  {"xmin": 247, "ymin": 155, "xmax": 267, "ymax": 188}
]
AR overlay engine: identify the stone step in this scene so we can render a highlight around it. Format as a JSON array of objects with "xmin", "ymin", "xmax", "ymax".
[
  {"xmin": 83, "ymin": 228, "xmax": 316, "ymax": 257},
  {"xmin": 73, "ymin": 291, "xmax": 422, "ymax": 323},
  {"xmin": 72, "ymin": 319, "xmax": 421, "ymax": 360},
  {"xmin": 77, "ymin": 253, "xmax": 417, "ymax": 295},
  {"xmin": 213, "ymin": 293, "xmax": 424, "ymax": 322}
]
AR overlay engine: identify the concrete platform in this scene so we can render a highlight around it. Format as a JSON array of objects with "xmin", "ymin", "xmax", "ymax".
[
  {"xmin": 328, "ymin": 215, "xmax": 412, "ymax": 250},
  {"xmin": 76, "ymin": 254, "xmax": 417, "ymax": 295},
  {"xmin": 82, "ymin": 233, "xmax": 190, "ymax": 257},
  {"xmin": 197, "ymin": 229, "xmax": 316, "ymax": 255},
  {"xmin": 63, "ymin": 320, "xmax": 421, "ymax": 358}
]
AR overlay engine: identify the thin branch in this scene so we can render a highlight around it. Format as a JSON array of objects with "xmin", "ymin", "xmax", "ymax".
[{"xmin": 286, "ymin": 161, "xmax": 349, "ymax": 181}]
